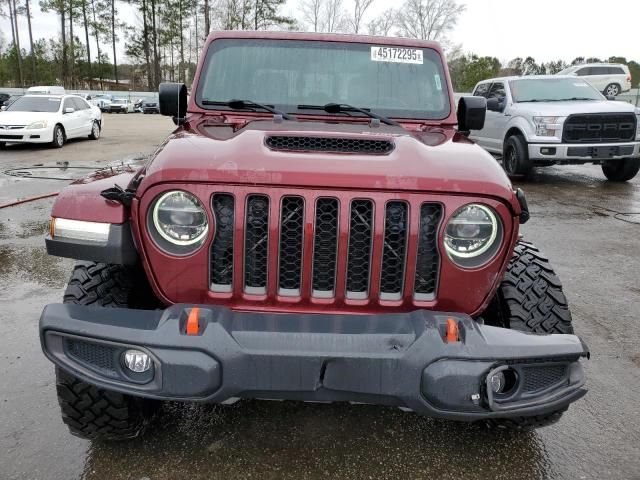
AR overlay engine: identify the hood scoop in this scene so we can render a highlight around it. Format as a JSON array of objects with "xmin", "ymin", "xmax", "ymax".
[{"xmin": 265, "ymin": 135, "xmax": 395, "ymax": 155}]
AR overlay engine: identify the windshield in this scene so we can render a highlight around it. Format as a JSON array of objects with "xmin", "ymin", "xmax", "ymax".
[
  {"xmin": 196, "ymin": 39, "xmax": 450, "ymax": 120},
  {"xmin": 509, "ymin": 78, "xmax": 603, "ymax": 102},
  {"xmin": 6, "ymin": 96, "xmax": 61, "ymax": 112}
]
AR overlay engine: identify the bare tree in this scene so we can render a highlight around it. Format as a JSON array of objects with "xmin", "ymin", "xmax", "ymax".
[
  {"xmin": 367, "ymin": 7, "xmax": 395, "ymax": 36},
  {"xmin": 322, "ymin": 0, "xmax": 344, "ymax": 32},
  {"xmin": 395, "ymin": 0, "xmax": 465, "ymax": 42},
  {"xmin": 300, "ymin": 0, "xmax": 322, "ymax": 32},
  {"xmin": 348, "ymin": 0, "xmax": 373, "ymax": 34}
]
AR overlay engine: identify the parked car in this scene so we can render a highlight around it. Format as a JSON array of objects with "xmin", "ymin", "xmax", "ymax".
[
  {"xmin": 469, "ymin": 75, "xmax": 640, "ymax": 181},
  {"xmin": 557, "ymin": 63, "xmax": 632, "ymax": 96},
  {"xmin": 39, "ymin": 31, "xmax": 589, "ymax": 442},
  {"xmin": 0, "ymin": 94, "xmax": 102, "ymax": 149},
  {"xmin": 92, "ymin": 94, "xmax": 113, "ymax": 112},
  {"xmin": 142, "ymin": 99, "xmax": 160, "ymax": 114},
  {"xmin": 133, "ymin": 98, "xmax": 144, "ymax": 113},
  {"xmin": 109, "ymin": 98, "xmax": 134, "ymax": 113},
  {"xmin": 0, "ymin": 93, "xmax": 10, "ymax": 105},
  {"xmin": 26, "ymin": 85, "xmax": 66, "ymax": 95}
]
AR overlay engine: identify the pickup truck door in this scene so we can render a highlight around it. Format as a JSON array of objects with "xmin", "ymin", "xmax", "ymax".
[
  {"xmin": 468, "ymin": 82, "xmax": 491, "ymax": 148},
  {"xmin": 480, "ymin": 82, "xmax": 511, "ymax": 153}
]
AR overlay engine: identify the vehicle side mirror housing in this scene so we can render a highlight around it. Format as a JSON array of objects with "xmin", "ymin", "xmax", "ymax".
[
  {"xmin": 1, "ymin": 106, "xmax": 6, "ymax": 111},
  {"xmin": 486, "ymin": 97, "xmax": 503, "ymax": 112},
  {"xmin": 159, "ymin": 82, "xmax": 187, "ymax": 124},
  {"xmin": 64, "ymin": 107, "xmax": 75, "ymax": 114},
  {"xmin": 457, "ymin": 96, "xmax": 487, "ymax": 135}
]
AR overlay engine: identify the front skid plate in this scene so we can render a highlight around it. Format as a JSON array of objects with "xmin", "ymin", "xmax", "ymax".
[{"xmin": 40, "ymin": 303, "xmax": 588, "ymax": 421}]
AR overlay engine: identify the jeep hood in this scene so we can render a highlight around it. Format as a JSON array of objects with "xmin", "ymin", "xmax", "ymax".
[
  {"xmin": 139, "ymin": 119, "xmax": 516, "ymax": 204},
  {"xmin": 513, "ymin": 99, "xmax": 638, "ymax": 116}
]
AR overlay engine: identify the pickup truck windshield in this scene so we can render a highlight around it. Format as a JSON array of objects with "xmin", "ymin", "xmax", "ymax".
[
  {"xmin": 510, "ymin": 78, "xmax": 603, "ymax": 102},
  {"xmin": 196, "ymin": 39, "xmax": 450, "ymax": 120}
]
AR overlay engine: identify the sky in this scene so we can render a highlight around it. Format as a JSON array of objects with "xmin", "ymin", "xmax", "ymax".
[{"xmin": 1, "ymin": 0, "xmax": 639, "ymax": 65}]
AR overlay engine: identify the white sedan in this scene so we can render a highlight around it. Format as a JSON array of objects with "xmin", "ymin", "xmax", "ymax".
[{"xmin": 0, "ymin": 94, "xmax": 102, "ymax": 149}]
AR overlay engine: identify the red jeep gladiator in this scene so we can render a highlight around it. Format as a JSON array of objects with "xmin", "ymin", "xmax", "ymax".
[{"xmin": 40, "ymin": 31, "xmax": 588, "ymax": 440}]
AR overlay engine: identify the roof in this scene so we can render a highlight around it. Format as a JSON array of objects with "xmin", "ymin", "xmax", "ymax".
[{"xmin": 205, "ymin": 30, "xmax": 444, "ymax": 51}]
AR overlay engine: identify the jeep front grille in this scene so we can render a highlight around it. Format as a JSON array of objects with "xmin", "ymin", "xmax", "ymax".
[
  {"xmin": 562, "ymin": 113, "xmax": 636, "ymax": 143},
  {"xmin": 209, "ymin": 190, "xmax": 443, "ymax": 303}
]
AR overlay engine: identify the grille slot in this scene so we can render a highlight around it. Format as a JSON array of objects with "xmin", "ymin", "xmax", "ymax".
[
  {"xmin": 65, "ymin": 339, "xmax": 118, "ymax": 378},
  {"xmin": 210, "ymin": 194, "xmax": 235, "ymax": 292},
  {"xmin": 414, "ymin": 204, "xmax": 443, "ymax": 300},
  {"xmin": 266, "ymin": 135, "xmax": 394, "ymax": 154},
  {"xmin": 562, "ymin": 113, "xmax": 636, "ymax": 143},
  {"xmin": 244, "ymin": 195, "xmax": 270, "ymax": 294},
  {"xmin": 380, "ymin": 201, "xmax": 409, "ymax": 299},
  {"xmin": 278, "ymin": 196, "xmax": 305, "ymax": 295},
  {"xmin": 312, "ymin": 198, "xmax": 339, "ymax": 297},
  {"xmin": 346, "ymin": 200, "xmax": 374, "ymax": 299},
  {"xmin": 522, "ymin": 365, "xmax": 567, "ymax": 393}
]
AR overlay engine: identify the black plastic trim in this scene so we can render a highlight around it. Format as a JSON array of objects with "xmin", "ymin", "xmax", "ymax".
[{"xmin": 45, "ymin": 221, "xmax": 138, "ymax": 265}]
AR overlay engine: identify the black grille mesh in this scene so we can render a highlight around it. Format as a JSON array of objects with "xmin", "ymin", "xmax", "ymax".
[
  {"xmin": 346, "ymin": 200, "xmax": 373, "ymax": 295},
  {"xmin": 210, "ymin": 194, "xmax": 235, "ymax": 288},
  {"xmin": 414, "ymin": 204, "xmax": 443, "ymax": 297},
  {"xmin": 563, "ymin": 113, "xmax": 636, "ymax": 143},
  {"xmin": 266, "ymin": 136, "xmax": 394, "ymax": 154},
  {"xmin": 244, "ymin": 195, "xmax": 270, "ymax": 290},
  {"xmin": 278, "ymin": 197, "xmax": 304, "ymax": 292},
  {"xmin": 523, "ymin": 365, "xmax": 567, "ymax": 392},
  {"xmin": 380, "ymin": 202, "xmax": 408, "ymax": 296},
  {"xmin": 66, "ymin": 339, "xmax": 118, "ymax": 378},
  {"xmin": 312, "ymin": 198, "xmax": 339, "ymax": 294}
]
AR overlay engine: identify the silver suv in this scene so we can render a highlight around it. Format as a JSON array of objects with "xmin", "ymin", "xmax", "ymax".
[
  {"xmin": 557, "ymin": 63, "xmax": 632, "ymax": 97},
  {"xmin": 469, "ymin": 75, "xmax": 640, "ymax": 181}
]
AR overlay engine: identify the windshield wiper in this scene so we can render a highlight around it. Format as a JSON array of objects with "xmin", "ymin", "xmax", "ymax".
[
  {"xmin": 297, "ymin": 103, "xmax": 400, "ymax": 126},
  {"xmin": 201, "ymin": 99, "xmax": 296, "ymax": 120}
]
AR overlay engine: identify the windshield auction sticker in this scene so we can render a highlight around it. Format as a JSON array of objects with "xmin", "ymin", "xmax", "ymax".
[{"xmin": 371, "ymin": 46, "xmax": 423, "ymax": 64}]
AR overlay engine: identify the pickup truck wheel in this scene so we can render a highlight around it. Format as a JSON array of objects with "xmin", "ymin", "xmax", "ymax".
[
  {"xmin": 503, "ymin": 135, "xmax": 532, "ymax": 177},
  {"xmin": 604, "ymin": 83, "xmax": 620, "ymax": 96},
  {"xmin": 481, "ymin": 241, "xmax": 573, "ymax": 430},
  {"xmin": 55, "ymin": 262, "xmax": 160, "ymax": 440},
  {"xmin": 601, "ymin": 158, "xmax": 640, "ymax": 182}
]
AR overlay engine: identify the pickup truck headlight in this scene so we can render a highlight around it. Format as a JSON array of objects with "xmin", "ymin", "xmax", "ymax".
[
  {"xmin": 27, "ymin": 120, "xmax": 47, "ymax": 129},
  {"xmin": 532, "ymin": 116, "xmax": 560, "ymax": 137},
  {"xmin": 149, "ymin": 190, "xmax": 209, "ymax": 255},
  {"xmin": 444, "ymin": 204, "xmax": 503, "ymax": 268}
]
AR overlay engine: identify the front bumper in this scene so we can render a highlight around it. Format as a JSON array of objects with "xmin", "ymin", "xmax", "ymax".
[
  {"xmin": 528, "ymin": 141, "xmax": 640, "ymax": 161},
  {"xmin": 40, "ymin": 304, "xmax": 589, "ymax": 421},
  {"xmin": 0, "ymin": 126, "xmax": 53, "ymax": 144}
]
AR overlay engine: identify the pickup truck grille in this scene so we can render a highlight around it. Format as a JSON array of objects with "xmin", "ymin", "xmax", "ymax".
[
  {"xmin": 209, "ymin": 190, "xmax": 443, "ymax": 302},
  {"xmin": 562, "ymin": 113, "xmax": 636, "ymax": 143}
]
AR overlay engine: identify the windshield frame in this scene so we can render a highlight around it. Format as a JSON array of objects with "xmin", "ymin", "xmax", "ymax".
[
  {"xmin": 193, "ymin": 36, "xmax": 453, "ymax": 122},
  {"xmin": 509, "ymin": 77, "xmax": 605, "ymax": 103},
  {"xmin": 5, "ymin": 95, "xmax": 62, "ymax": 113}
]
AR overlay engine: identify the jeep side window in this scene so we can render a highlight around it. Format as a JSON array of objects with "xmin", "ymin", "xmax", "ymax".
[
  {"xmin": 487, "ymin": 82, "xmax": 506, "ymax": 102},
  {"xmin": 473, "ymin": 83, "xmax": 490, "ymax": 98}
]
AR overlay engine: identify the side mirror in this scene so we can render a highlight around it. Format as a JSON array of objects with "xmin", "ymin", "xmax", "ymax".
[
  {"xmin": 1, "ymin": 106, "xmax": 6, "ymax": 111},
  {"xmin": 457, "ymin": 96, "xmax": 487, "ymax": 134},
  {"xmin": 159, "ymin": 82, "xmax": 187, "ymax": 124},
  {"xmin": 64, "ymin": 107, "xmax": 75, "ymax": 114},
  {"xmin": 486, "ymin": 97, "xmax": 504, "ymax": 112}
]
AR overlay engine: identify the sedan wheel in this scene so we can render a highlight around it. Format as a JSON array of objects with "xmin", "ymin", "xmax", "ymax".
[
  {"xmin": 51, "ymin": 125, "xmax": 65, "ymax": 148},
  {"xmin": 89, "ymin": 121, "xmax": 101, "ymax": 140}
]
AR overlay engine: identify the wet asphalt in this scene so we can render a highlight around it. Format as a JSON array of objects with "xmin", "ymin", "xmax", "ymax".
[{"xmin": 1, "ymin": 116, "xmax": 639, "ymax": 479}]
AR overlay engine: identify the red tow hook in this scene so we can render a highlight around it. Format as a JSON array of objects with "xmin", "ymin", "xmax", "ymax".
[
  {"xmin": 445, "ymin": 318, "xmax": 459, "ymax": 343},
  {"xmin": 186, "ymin": 307, "xmax": 201, "ymax": 336}
]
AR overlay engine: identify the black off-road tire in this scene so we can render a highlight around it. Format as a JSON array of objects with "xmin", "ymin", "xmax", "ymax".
[
  {"xmin": 503, "ymin": 135, "xmax": 532, "ymax": 177},
  {"xmin": 55, "ymin": 262, "xmax": 160, "ymax": 440},
  {"xmin": 601, "ymin": 158, "xmax": 640, "ymax": 182},
  {"xmin": 482, "ymin": 241, "xmax": 574, "ymax": 430}
]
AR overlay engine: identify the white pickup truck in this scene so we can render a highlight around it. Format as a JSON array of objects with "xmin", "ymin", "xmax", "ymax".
[{"xmin": 469, "ymin": 75, "xmax": 640, "ymax": 181}]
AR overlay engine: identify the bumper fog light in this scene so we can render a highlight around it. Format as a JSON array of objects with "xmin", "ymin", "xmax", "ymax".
[
  {"xmin": 489, "ymin": 371, "xmax": 505, "ymax": 393},
  {"xmin": 123, "ymin": 349, "xmax": 151, "ymax": 373}
]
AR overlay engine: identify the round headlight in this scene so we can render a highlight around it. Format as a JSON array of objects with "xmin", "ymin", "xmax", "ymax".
[
  {"xmin": 444, "ymin": 204, "xmax": 502, "ymax": 267},
  {"xmin": 150, "ymin": 191, "xmax": 209, "ymax": 254}
]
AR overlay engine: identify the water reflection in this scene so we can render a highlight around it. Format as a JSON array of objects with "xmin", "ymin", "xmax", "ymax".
[{"xmin": 82, "ymin": 401, "xmax": 550, "ymax": 480}]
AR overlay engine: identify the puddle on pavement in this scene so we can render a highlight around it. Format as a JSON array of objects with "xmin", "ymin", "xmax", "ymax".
[
  {"xmin": 80, "ymin": 401, "xmax": 552, "ymax": 480},
  {"xmin": 0, "ymin": 244, "xmax": 69, "ymax": 289}
]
